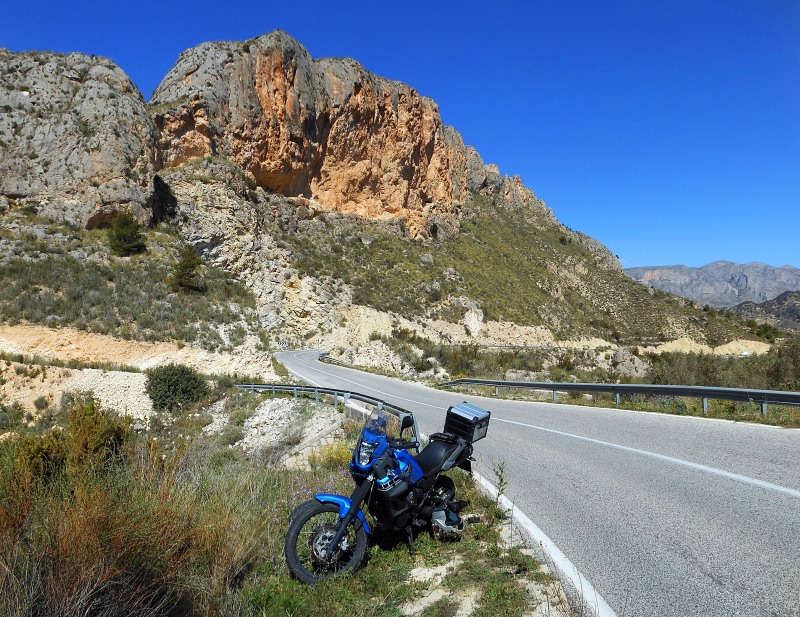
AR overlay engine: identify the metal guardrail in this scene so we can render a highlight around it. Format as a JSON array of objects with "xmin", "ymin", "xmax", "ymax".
[
  {"xmin": 441, "ymin": 378, "xmax": 800, "ymax": 416},
  {"xmin": 318, "ymin": 352, "xmax": 352, "ymax": 368},
  {"xmin": 234, "ymin": 382, "xmax": 423, "ymax": 448},
  {"xmin": 234, "ymin": 382, "xmax": 412, "ymax": 418}
]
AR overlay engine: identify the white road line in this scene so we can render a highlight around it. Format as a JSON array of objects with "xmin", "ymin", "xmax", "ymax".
[
  {"xmin": 474, "ymin": 471, "xmax": 618, "ymax": 617},
  {"xmin": 495, "ymin": 417, "xmax": 800, "ymax": 498}
]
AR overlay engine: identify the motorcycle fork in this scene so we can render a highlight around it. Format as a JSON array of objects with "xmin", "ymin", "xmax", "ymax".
[{"xmin": 325, "ymin": 478, "xmax": 373, "ymax": 560}]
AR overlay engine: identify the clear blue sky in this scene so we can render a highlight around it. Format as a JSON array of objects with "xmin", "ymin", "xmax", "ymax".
[{"xmin": 3, "ymin": 0, "xmax": 798, "ymax": 268}]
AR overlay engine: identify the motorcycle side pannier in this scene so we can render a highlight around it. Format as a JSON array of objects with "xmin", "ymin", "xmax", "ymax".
[{"xmin": 444, "ymin": 402, "xmax": 490, "ymax": 443}]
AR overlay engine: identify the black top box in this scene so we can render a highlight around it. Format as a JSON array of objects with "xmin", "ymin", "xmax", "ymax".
[{"xmin": 444, "ymin": 402, "xmax": 490, "ymax": 443}]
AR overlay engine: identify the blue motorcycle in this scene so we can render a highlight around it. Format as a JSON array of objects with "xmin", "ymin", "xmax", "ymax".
[{"xmin": 284, "ymin": 403, "xmax": 490, "ymax": 584}]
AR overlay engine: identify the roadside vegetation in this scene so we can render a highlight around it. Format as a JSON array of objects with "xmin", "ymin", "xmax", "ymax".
[
  {"xmin": 0, "ymin": 376, "xmax": 567, "ymax": 616},
  {"xmin": 373, "ymin": 326, "xmax": 799, "ymax": 390},
  {"xmin": 369, "ymin": 328, "xmax": 800, "ymax": 426},
  {"xmin": 462, "ymin": 385, "xmax": 800, "ymax": 428}
]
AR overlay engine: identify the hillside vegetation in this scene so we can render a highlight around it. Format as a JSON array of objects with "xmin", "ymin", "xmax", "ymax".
[
  {"xmin": 0, "ymin": 209, "xmax": 267, "ymax": 352},
  {"xmin": 283, "ymin": 193, "xmax": 753, "ymax": 346}
]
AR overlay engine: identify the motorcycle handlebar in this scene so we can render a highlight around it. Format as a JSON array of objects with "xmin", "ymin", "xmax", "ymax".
[{"xmin": 391, "ymin": 439, "xmax": 420, "ymax": 450}]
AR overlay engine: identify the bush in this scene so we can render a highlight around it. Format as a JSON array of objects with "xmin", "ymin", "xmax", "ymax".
[
  {"xmin": 108, "ymin": 212, "xmax": 146, "ymax": 256},
  {"xmin": 145, "ymin": 364, "xmax": 208, "ymax": 412}
]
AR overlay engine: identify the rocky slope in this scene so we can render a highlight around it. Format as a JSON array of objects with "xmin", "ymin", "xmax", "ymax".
[
  {"xmin": 733, "ymin": 291, "xmax": 800, "ymax": 331},
  {"xmin": 625, "ymin": 261, "xmax": 800, "ymax": 308}
]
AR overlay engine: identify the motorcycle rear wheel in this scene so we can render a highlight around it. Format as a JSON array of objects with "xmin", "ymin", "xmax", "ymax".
[{"xmin": 284, "ymin": 500, "xmax": 368, "ymax": 584}]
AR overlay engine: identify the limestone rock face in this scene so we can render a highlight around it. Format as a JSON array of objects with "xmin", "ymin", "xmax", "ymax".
[
  {"xmin": 151, "ymin": 31, "xmax": 544, "ymax": 238},
  {"xmin": 0, "ymin": 49, "xmax": 157, "ymax": 227},
  {"xmin": 0, "ymin": 33, "xmax": 558, "ymax": 239}
]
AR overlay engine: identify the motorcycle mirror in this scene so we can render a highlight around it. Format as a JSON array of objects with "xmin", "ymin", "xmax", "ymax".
[{"xmin": 400, "ymin": 414, "xmax": 414, "ymax": 432}]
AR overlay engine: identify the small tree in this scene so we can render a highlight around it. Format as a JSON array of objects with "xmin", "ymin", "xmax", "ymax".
[
  {"xmin": 169, "ymin": 243, "xmax": 206, "ymax": 292},
  {"xmin": 145, "ymin": 364, "xmax": 208, "ymax": 412},
  {"xmin": 108, "ymin": 212, "xmax": 146, "ymax": 256}
]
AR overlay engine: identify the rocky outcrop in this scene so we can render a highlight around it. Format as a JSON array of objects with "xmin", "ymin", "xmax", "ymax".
[
  {"xmin": 150, "ymin": 31, "xmax": 550, "ymax": 238},
  {"xmin": 0, "ymin": 49, "xmax": 158, "ymax": 227}
]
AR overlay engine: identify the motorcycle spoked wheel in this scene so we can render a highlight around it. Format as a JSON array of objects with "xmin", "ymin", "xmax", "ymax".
[{"xmin": 284, "ymin": 501, "xmax": 368, "ymax": 584}]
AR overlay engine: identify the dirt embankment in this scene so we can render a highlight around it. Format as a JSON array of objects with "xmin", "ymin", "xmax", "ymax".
[{"xmin": 0, "ymin": 323, "xmax": 277, "ymax": 418}]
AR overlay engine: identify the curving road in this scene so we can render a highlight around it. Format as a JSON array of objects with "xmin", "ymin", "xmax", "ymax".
[{"xmin": 276, "ymin": 350, "xmax": 800, "ymax": 617}]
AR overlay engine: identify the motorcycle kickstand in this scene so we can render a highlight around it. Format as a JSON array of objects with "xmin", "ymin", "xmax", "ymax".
[{"xmin": 405, "ymin": 526, "xmax": 415, "ymax": 556}]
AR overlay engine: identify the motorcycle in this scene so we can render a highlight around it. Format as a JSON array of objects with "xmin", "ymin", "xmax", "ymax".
[{"xmin": 284, "ymin": 402, "xmax": 490, "ymax": 584}]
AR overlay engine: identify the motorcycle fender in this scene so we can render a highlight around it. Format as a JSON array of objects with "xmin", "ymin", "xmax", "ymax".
[{"xmin": 315, "ymin": 493, "xmax": 371, "ymax": 534}]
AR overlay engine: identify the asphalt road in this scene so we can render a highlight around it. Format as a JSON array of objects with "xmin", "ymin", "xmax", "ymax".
[{"xmin": 276, "ymin": 350, "xmax": 800, "ymax": 617}]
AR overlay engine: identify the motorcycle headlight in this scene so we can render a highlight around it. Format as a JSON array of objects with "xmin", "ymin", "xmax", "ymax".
[{"xmin": 358, "ymin": 441, "xmax": 377, "ymax": 466}]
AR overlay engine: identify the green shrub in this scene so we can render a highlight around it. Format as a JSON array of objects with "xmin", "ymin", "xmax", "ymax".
[
  {"xmin": 108, "ymin": 212, "xmax": 146, "ymax": 256},
  {"xmin": 145, "ymin": 364, "xmax": 208, "ymax": 412}
]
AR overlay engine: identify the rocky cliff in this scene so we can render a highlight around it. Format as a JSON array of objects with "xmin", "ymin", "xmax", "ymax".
[
  {"xmin": 10, "ymin": 33, "xmax": 734, "ymax": 350},
  {"xmin": 1, "ymin": 32, "xmax": 562, "ymax": 242},
  {"xmin": 150, "ymin": 31, "xmax": 554, "ymax": 239},
  {"xmin": 625, "ymin": 261, "xmax": 800, "ymax": 308},
  {"xmin": 0, "ymin": 49, "xmax": 157, "ymax": 227}
]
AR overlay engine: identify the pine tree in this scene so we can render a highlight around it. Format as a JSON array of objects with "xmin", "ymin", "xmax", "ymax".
[
  {"xmin": 169, "ymin": 243, "xmax": 206, "ymax": 292},
  {"xmin": 108, "ymin": 212, "xmax": 146, "ymax": 256}
]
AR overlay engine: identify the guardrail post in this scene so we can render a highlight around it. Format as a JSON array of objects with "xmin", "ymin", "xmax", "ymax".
[
  {"xmin": 495, "ymin": 386, "xmax": 499, "ymax": 397},
  {"xmin": 271, "ymin": 385, "xmax": 275, "ymax": 397},
  {"xmin": 333, "ymin": 392, "xmax": 338, "ymax": 409},
  {"xmin": 702, "ymin": 398, "xmax": 708, "ymax": 415},
  {"xmin": 761, "ymin": 402, "xmax": 768, "ymax": 417},
  {"xmin": 378, "ymin": 402, "xmax": 383, "ymax": 411},
  {"xmin": 314, "ymin": 388, "xmax": 319, "ymax": 403},
  {"xmin": 344, "ymin": 393, "xmax": 350, "ymax": 408},
  {"xmin": 615, "ymin": 392, "xmax": 620, "ymax": 406},
  {"xmin": 552, "ymin": 389, "xmax": 557, "ymax": 401},
  {"xmin": 293, "ymin": 387, "xmax": 297, "ymax": 400}
]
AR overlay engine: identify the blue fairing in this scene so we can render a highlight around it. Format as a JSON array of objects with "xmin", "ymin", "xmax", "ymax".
[
  {"xmin": 315, "ymin": 494, "xmax": 371, "ymax": 534},
  {"xmin": 395, "ymin": 449, "xmax": 424, "ymax": 483}
]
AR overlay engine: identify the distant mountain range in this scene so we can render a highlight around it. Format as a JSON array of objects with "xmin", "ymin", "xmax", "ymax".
[{"xmin": 625, "ymin": 261, "xmax": 800, "ymax": 309}]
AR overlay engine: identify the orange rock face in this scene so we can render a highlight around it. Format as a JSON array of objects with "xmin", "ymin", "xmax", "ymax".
[{"xmin": 151, "ymin": 31, "xmax": 476, "ymax": 237}]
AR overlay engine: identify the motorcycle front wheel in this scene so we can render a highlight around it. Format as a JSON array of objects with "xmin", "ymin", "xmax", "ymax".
[{"xmin": 284, "ymin": 500, "xmax": 368, "ymax": 584}]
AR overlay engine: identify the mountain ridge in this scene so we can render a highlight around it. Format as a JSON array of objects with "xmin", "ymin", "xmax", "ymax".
[
  {"xmin": 733, "ymin": 291, "xmax": 800, "ymax": 332},
  {"xmin": 625, "ymin": 261, "xmax": 800, "ymax": 308}
]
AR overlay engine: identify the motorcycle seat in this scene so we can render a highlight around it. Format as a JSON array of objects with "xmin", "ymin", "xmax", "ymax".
[{"xmin": 414, "ymin": 438, "xmax": 462, "ymax": 479}]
